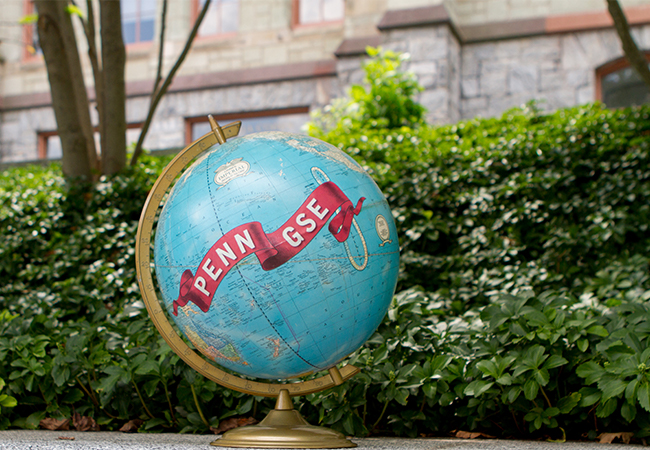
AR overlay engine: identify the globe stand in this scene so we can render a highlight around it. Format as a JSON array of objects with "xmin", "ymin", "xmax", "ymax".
[
  {"xmin": 134, "ymin": 116, "xmax": 377, "ymax": 449},
  {"xmin": 212, "ymin": 387, "xmax": 356, "ymax": 448}
]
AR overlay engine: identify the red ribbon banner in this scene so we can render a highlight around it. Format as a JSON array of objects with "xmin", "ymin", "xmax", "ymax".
[{"xmin": 173, "ymin": 181, "xmax": 364, "ymax": 316}]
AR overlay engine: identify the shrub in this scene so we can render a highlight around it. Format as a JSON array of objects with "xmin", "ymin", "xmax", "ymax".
[
  {"xmin": 0, "ymin": 158, "xmax": 263, "ymax": 432},
  {"xmin": 307, "ymin": 277, "xmax": 650, "ymax": 439},
  {"xmin": 314, "ymin": 98, "xmax": 650, "ymax": 305},
  {"xmin": 308, "ymin": 47, "xmax": 425, "ymax": 136},
  {"xmin": 304, "ymin": 49, "xmax": 650, "ymax": 438}
]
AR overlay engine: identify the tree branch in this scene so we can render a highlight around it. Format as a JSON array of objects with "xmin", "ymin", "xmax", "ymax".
[
  {"xmin": 82, "ymin": 0, "xmax": 105, "ymax": 173},
  {"xmin": 151, "ymin": 0, "xmax": 168, "ymax": 100},
  {"xmin": 130, "ymin": 0, "xmax": 211, "ymax": 166},
  {"xmin": 606, "ymin": 0, "xmax": 650, "ymax": 90}
]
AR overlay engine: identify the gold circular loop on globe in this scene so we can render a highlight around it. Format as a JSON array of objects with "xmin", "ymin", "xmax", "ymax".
[{"xmin": 134, "ymin": 123, "xmax": 360, "ymax": 397}]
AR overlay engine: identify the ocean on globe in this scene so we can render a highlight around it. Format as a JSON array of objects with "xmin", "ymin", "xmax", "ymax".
[{"xmin": 154, "ymin": 131, "xmax": 399, "ymax": 380}]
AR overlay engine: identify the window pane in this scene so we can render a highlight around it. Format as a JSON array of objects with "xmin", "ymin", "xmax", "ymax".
[
  {"xmin": 120, "ymin": 0, "xmax": 137, "ymax": 18},
  {"xmin": 30, "ymin": 24, "xmax": 42, "ymax": 55},
  {"xmin": 121, "ymin": 0, "xmax": 155, "ymax": 43},
  {"xmin": 120, "ymin": 0, "xmax": 137, "ymax": 44},
  {"xmin": 140, "ymin": 0, "xmax": 156, "ymax": 41},
  {"xmin": 299, "ymin": 0, "xmax": 320, "ymax": 24},
  {"xmin": 199, "ymin": 2, "xmax": 220, "ymax": 36},
  {"xmin": 140, "ymin": 18, "xmax": 155, "ymax": 42},
  {"xmin": 241, "ymin": 114, "xmax": 309, "ymax": 135},
  {"xmin": 141, "ymin": 0, "xmax": 157, "ymax": 19},
  {"xmin": 123, "ymin": 21, "xmax": 137, "ymax": 44},
  {"xmin": 192, "ymin": 121, "xmax": 211, "ymax": 141},
  {"xmin": 322, "ymin": 0, "xmax": 343, "ymax": 22},
  {"xmin": 199, "ymin": 0, "xmax": 239, "ymax": 36},
  {"xmin": 299, "ymin": 0, "xmax": 343, "ymax": 24},
  {"xmin": 43, "ymin": 128, "xmax": 142, "ymax": 160},
  {"xmin": 47, "ymin": 136, "xmax": 62, "ymax": 160},
  {"xmin": 221, "ymin": 0, "xmax": 239, "ymax": 33}
]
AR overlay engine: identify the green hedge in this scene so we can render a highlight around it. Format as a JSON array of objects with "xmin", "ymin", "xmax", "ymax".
[
  {"xmin": 305, "ymin": 50, "xmax": 650, "ymax": 439},
  {"xmin": 310, "ymin": 79, "xmax": 650, "ymax": 305},
  {"xmin": 1, "ymin": 50, "xmax": 650, "ymax": 439}
]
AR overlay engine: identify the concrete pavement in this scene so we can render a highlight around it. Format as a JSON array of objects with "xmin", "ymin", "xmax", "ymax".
[{"xmin": 0, "ymin": 431, "xmax": 645, "ymax": 450}]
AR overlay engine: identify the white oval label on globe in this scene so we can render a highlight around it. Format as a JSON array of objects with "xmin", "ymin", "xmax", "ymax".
[{"xmin": 214, "ymin": 157, "xmax": 250, "ymax": 187}]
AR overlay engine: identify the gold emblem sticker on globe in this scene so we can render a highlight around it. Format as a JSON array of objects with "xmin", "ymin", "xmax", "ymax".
[{"xmin": 375, "ymin": 214, "xmax": 392, "ymax": 246}]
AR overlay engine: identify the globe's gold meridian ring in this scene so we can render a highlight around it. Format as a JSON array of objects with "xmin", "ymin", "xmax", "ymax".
[{"xmin": 134, "ymin": 122, "xmax": 360, "ymax": 398}]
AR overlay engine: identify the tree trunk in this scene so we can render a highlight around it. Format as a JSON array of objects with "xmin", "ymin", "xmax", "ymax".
[
  {"xmin": 607, "ymin": 0, "xmax": 650, "ymax": 90},
  {"xmin": 99, "ymin": 0, "xmax": 127, "ymax": 175},
  {"xmin": 84, "ymin": 0, "xmax": 106, "ymax": 173},
  {"xmin": 35, "ymin": 0, "xmax": 98, "ymax": 181}
]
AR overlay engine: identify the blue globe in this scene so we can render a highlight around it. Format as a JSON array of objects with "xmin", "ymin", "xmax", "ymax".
[{"xmin": 154, "ymin": 132, "xmax": 399, "ymax": 380}]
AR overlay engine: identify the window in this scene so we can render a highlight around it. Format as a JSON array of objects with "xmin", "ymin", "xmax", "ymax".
[
  {"xmin": 293, "ymin": 0, "xmax": 344, "ymax": 26},
  {"xmin": 596, "ymin": 54, "xmax": 650, "ymax": 108},
  {"xmin": 37, "ymin": 125, "xmax": 143, "ymax": 160},
  {"xmin": 121, "ymin": 0, "xmax": 156, "ymax": 45},
  {"xmin": 195, "ymin": 0, "xmax": 239, "ymax": 37},
  {"xmin": 186, "ymin": 108, "xmax": 311, "ymax": 144},
  {"xmin": 22, "ymin": 0, "xmax": 42, "ymax": 60},
  {"xmin": 37, "ymin": 132, "xmax": 61, "ymax": 160}
]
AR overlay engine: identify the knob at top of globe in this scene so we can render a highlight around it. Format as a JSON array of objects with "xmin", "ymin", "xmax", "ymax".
[{"xmin": 153, "ymin": 131, "xmax": 399, "ymax": 381}]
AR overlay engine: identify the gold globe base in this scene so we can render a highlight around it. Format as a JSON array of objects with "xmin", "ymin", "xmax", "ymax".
[{"xmin": 211, "ymin": 389, "xmax": 356, "ymax": 448}]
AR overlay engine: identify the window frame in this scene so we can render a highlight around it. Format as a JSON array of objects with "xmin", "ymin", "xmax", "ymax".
[
  {"xmin": 37, "ymin": 123, "xmax": 144, "ymax": 160},
  {"xmin": 37, "ymin": 131, "xmax": 58, "ymax": 160},
  {"xmin": 291, "ymin": 0, "xmax": 345, "ymax": 29},
  {"xmin": 595, "ymin": 52, "xmax": 650, "ymax": 104},
  {"xmin": 22, "ymin": 0, "xmax": 42, "ymax": 62},
  {"xmin": 184, "ymin": 107, "xmax": 311, "ymax": 145}
]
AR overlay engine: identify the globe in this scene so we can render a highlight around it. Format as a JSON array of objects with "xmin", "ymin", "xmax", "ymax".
[{"xmin": 152, "ymin": 131, "xmax": 399, "ymax": 381}]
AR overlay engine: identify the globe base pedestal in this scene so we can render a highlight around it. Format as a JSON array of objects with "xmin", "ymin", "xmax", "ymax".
[{"xmin": 211, "ymin": 389, "xmax": 356, "ymax": 448}]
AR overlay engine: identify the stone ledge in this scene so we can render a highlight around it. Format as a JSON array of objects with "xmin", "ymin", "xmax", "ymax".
[
  {"xmin": 0, "ymin": 431, "xmax": 643, "ymax": 450},
  {"xmin": 377, "ymin": 5, "xmax": 450, "ymax": 31},
  {"xmin": 0, "ymin": 92, "xmax": 52, "ymax": 111},
  {"xmin": 334, "ymin": 36, "xmax": 383, "ymax": 57},
  {"xmin": 0, "ymin": 60, "xmax": 337, "ymax": 112},
  {"xmin": 459, "ymin": 18, "xmax": 546, "ymax": 43},
  {"xmin": 166, "ymin": 59, "xmax": 337, "ymax": 94},
  {"xmin": 545, "ymin": 4, "xmax": 650, "ymax": 34},
  {"xmin": 380, "ymin": 4, "xmax": 650, "ymax": 43}
]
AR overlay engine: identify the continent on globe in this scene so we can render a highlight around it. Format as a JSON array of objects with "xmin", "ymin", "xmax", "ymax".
[{"xmin": 154, "ymin": 132, "xmax": 400, "ymax": 380}]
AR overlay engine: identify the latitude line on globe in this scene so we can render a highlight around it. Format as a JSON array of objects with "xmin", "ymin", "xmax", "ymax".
[{"xmin": 157, "ymin": 249, "xmax": 399, "ymax": 270}]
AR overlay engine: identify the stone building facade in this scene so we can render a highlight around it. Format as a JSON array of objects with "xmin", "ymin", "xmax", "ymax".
[{"xmin": 1, "ymin": 0, "xmax": 649, "ymax": 163}]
